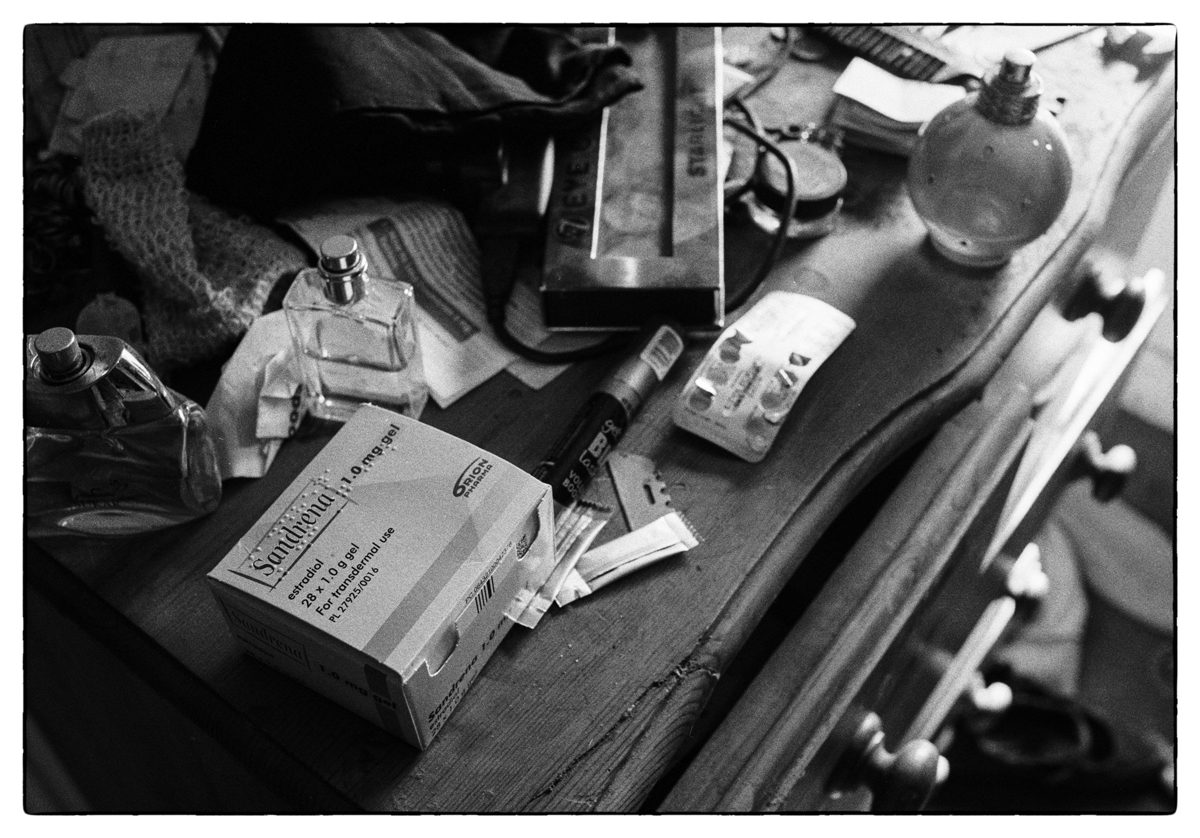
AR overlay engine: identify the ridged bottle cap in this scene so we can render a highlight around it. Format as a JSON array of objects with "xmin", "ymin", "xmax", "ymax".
[
  {"xmin": 318, "ymin": 235, "xmax": 367, "ymax": 304},
  {"xmin": 319, "ymin": 235, "xmax": 362, "ymax": 274},
  {"xmin": 977, "ymin": 48, "xmax": 1042, "ymax": 125},
  {"xmin": 999, "ymin": 48, "xmax": 1035, "ymax": 84},
  {"xmin": 34, "ymin": 327, "xmax": 88, "ymax": 382}
]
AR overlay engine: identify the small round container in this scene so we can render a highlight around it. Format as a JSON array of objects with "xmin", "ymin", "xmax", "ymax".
[{"xmin": 748, "ymin": 132, "xmax": 847, "ymax": 240}]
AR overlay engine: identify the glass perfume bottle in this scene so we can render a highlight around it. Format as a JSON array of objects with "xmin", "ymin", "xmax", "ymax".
[
  {"xmin": 24, "ymin": 327, "xmax": 222, "ymax": 537},
  {"xmin": 283, "ymin": 234, "xmax": 427, "ymax": 423},
  {"xmin": 907, "ymin": 48, "xmax": 1073, "ymax": 267}
]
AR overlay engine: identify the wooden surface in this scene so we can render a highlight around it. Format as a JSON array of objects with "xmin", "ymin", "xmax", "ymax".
[
  {"xmin": 660, "ymin": 257, "xmax": 1172, "ymax": 810},
  {"xmin": 27, "ymin": 27, "xmax": 1175, "ymax": 812}
]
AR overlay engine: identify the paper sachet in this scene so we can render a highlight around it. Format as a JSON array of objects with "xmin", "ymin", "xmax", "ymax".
[
  {"xmin": 511, "ymin": 500, "xmax": 612, "ymax": 628},
  {"xmin": 555, "ymin": 511, "xmax": 700, "ymax": 606}
]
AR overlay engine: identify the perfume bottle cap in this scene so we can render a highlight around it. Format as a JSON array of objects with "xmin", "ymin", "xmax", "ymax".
[
  {"xmin": 319, "ymin": 235, "xmax": 362, "ymax": 275},
  {"xmin": 999, "ymin": 48, "xmax": 1035, "ymax": 84},
  {"xmin": 978, "ymin": 48, "xmax": 1042, "ymax": 125},
  {"xmin": 318, "ymin": 235, "xmax": 368, "ymax": 304},
  {"xmin": 34, "ymin": 327, "xmax": 88, "ymax": 382}
]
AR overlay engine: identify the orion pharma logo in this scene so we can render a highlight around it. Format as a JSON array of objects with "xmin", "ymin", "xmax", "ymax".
[{"xmin": 453, "ymin": 456, "xmax": 494, "ymax": 498}]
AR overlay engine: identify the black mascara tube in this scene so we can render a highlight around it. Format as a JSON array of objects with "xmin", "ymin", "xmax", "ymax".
[{"xmin": 532, "ymin": 322, "xmax": 686, "ymax": 506}]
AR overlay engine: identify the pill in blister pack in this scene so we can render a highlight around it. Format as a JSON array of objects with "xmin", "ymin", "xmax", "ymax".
[{"xmin": 672, "ymin": 291, "xmax": 855, "ymax": 462}]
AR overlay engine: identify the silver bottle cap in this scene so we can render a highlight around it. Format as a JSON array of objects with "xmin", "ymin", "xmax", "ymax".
[
  {"xmin": 977, "ymin": 48, "xmax": 1042, "ymax": 126},
  {"xmin": 319, "ymin": 235, "xmax": 368, "ymax": 304},
  {"xmin": 998, "ymin": 48, "xmax": 1035, "ymax": 84},
  {"xmin": 34, "ymin": 327, "xmax": 88, "ymax": 382}
]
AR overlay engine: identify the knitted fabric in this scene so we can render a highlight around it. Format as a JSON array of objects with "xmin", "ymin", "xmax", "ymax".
[{"xmin": 80, "ymin": 110, "xmax": 307, "ymax": 370}]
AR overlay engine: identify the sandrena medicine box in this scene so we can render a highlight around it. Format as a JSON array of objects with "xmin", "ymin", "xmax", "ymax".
[{"xmin": 207, "ymin": 405, "xmax": 555, "ymax": 748}]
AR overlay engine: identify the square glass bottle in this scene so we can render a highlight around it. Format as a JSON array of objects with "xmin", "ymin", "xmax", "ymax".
[{"xmin": 283, "ymin": 234, "xmax": 428, "ymax": 423}]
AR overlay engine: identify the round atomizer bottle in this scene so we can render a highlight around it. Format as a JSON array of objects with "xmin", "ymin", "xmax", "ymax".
[{"xmin": 907, "ymin": 48, "xmax": 1073, "ymax": 267}]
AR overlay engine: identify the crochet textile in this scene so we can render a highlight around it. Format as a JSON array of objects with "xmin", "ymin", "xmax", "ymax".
[{"xmin": 80, "ymin": 110, "xmax": 307, "ymax": 370}]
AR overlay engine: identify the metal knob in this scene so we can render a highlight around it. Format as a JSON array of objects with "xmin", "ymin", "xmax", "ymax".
[
  {"xmin": 33, "ymin": 327, "xmax": 88, "ymax": 382},
  {"xmin": 318, "ymin": 234, "xmax": 368, "ymax": 305},
  {"xmin": 319, "ymin": 234, "xmax": 362, "ymax": 275}
]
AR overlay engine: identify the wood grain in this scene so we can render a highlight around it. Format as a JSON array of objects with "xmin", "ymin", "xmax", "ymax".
[{"xmin": 659, "ymin": 379, "xmax": 1033, "ymax": 810}]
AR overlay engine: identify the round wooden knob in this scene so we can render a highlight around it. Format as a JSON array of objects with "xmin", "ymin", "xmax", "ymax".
[
  {"xmin": 1076, "ymin": 430, "xmax": 1137, "ymax": 501},
  {"xmin": 1063, "ymin": 260, "xmax": 1147, "ymax": 342},
  {"xmin": 844, "ymin": 712, "xmax": 947, "ymax": 811},
  {"xmin": 968, "ymin": 672, "xmax": 1014, "ymax": 715},
  {"xmin": 990, "ymin": 542, "xmax": 1050, "ymax": 601}
]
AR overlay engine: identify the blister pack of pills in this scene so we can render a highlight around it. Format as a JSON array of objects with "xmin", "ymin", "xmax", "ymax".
[{"xmin": 672, "ymin": 291, "xmax": 855, "ymax": 462}]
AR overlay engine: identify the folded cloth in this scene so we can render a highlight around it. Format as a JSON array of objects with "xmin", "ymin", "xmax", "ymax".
[
  {"xmin": 80, "ymin": 110, "xmax": 308, "ymax": 371},
  {"xmin": 185, "ymin": 25, "xmax": 643, "ymax": 218}
]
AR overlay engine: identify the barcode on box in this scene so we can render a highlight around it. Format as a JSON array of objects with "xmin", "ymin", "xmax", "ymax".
[
  {"xmin": 474, "ymin": 575, "xmax": 496, "ymax": 614},
  {"xmin": 641, "ymin": 325, "xmax": 684, "ymax": 381}
]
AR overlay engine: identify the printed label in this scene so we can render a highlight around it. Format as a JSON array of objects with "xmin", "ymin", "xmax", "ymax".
[
  {"xmin": 294, "ymin": 526, "xmax": 396, "ymax": 625},
  {"xmin": 453, "ymin": 456, "xmax": 494, "ymax": 498},
  {"xmin": 640, "ymin": 325, "xmax": 685, "ymax": 381},
  {"xmin": 472, "ymin": 574, "xmax": 496, "ymax": 614},
  {"xmin": 223, "ymin": 603, "xmax": 310, "ymax": 668},
  {"xmin": 233, "ymin": 479, "xmax": 350, "ymax": 588},
  {"xmin": 364, "ymin": 217, "xmax": 478, "ymax": 341},
  {"xmin": 672, "ymin": 292, "xmax": 855, "ymax": 462}
]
